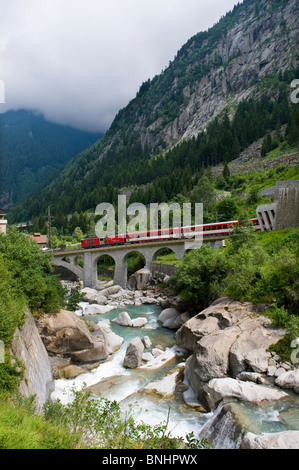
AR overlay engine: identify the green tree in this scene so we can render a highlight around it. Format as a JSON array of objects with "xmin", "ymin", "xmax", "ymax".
[
  {"xmin": 73, "ymin": 227, "xmax": 83, "ymax": 242},
  {"xmin": 172, "ymin": 245, "xmax": 228, "ymax": 308},
  {"xmin": 0, "ymin": 227, "xmax": 66, "ymax": 313},
  {"xmin": 222, "ymin": 161, "xmax": 231, "ymax": 182},
  {"xmin": 215, "ymin": 197, "xmax": 239, "ymax": 221},
  {"xmin": 191, "ymin": 176, "xmax": 216, "ymax": 213}
]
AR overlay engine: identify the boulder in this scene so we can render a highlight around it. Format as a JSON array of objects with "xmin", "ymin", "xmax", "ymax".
[
  {"xmin": 112, "ymin": 312, "xmax": 148, "ymax": 328},
  {"xmin": 131, "ymin": 317, "xmax": 148, "ymax": 328},
  {"xmin": 139, "ymin": 363, "xmax": 185, "ymax": 398},
  {"xmin": 83, "ymin": 304, "xmax": 114, "ymax": 315},
  {"xmin": 128, "ymin": 268, "xmax": 152, "ymax": 290},
  {"xmin": 81, "ymin": 287, "xmax": 99, "ymax": 303},
  {"xmin": 142, "ymin": 352, "xmax": 155, "ymax": 362},
  {"xmin": 275, "ymin": 368, "xmax": 299, "ymax": 394},
  {"xmin": 176, "ymin": 315, "xmax": 219, "ymax": 351},
  {"xmin": 245, "ymin": 348, "xmax": 269, "ymax": 373},
  {"xmin": 138, "ymin": 347, "xmax": 176, "ymax": 371},
  {"xmin": 58, "ymin": 364, "xmax": 84, "ymax": 378},
  {"xmin": 123, "ymin": 337, "xmax": 144, "ymax": 369},
  {"xmin": 241, "ymin": 431, "xmax": 299, "ymax": 449},
  {"xmin": 142, "ymin": 336, "xmax": 152, "ymax": 348},
  {"xmin": 112, "ymin": 311, "xmax": 132, "ymax": 327},
  {"xmin": 86, "ymin": 375, "xmax": 128, "ymax": 394},
  {"xmin": 176, "ymin": 297, "xmax": 286, "ymax": 403},
  {"xmin": 100, "ymin": 285, "xmax": 122, "ymax": 297},
  {"xmin": 204, "ymin": 377, "xmax": 289, "ymax": 410},
  {"xmin": 237, "ymin": 371, "xmax": 265, "ymax": 384},
  {"xmin": 70, "ymin": 320, "xmax": 123, "ymax": 363},
  {"xmin": 95, "ymin": 294, "xmax": 108, "ymax": 305},
  {"xmin": 37, "ymin": 309, "xmax": 94, "ymax": 354},
  {"xmin": 191, "ymin": 325, "xmax": 241, "ymax": 383},
  {"xmin": 229, "ymin": 317, "xmax": 283, "ymax": 377},
  {"xmin": 198, "ymin": 403, "xmax": 246, "ymax": 448},
  {"xmin": 157, "ymin": 307, "xmax": 180, "ymax": 329}
]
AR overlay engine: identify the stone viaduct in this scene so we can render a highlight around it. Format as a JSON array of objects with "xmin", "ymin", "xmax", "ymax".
[{"xmin": 51, "ymin": 237, "xmax": 224, "ymax": 289}]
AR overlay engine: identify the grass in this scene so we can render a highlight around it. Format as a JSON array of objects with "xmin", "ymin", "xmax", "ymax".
[
  {"xmin": 0, "ymin": 394, "xmax": 83, "ymax": 449},
  {"xmin": 154, "ymin": 252, "xmax": 182, "ymax": 266}
]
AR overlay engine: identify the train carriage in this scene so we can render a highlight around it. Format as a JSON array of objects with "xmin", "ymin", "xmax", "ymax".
[{"xmin": 81, "ymin": 218, "xmax": 262, "ymax": 248}]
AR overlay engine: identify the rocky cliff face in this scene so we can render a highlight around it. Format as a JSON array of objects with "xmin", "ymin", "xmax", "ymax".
[
  {"xmin": 103, "ymin": 0, "xmax": 299, "ymax": 156},
  {"xmin": 10, "ymin": 311, "xmax": 54, "ymax": 411},
  {"xmin": 166, "ymin": 0, "xmax": 298, "ymax": 144}
]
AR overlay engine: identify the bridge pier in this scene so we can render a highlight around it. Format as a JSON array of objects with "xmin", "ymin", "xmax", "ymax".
[
  {"xmin": 83, "ymin": 251, "xmax": 98, "ymax": 288},
  {"xmin": 51, "ymin": 238, "xmax": 218, "ymax": 289}
]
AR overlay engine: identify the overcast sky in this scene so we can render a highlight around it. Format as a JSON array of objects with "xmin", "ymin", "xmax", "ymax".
[{"xmin": 0, "ymin": 0, "xmax": 242, "ymax": 133}]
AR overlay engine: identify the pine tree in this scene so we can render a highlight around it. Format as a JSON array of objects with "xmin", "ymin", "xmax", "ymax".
[{"xmin": 222, "ymin": 161, "xmax": 231, "ymax": 182}]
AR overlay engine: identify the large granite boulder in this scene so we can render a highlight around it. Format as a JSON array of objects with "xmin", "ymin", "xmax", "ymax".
[
  {"xmin": 123, "ymin": 337, "xmax": 144, "ymax": 369},
  {"xmin": 70, "ymin": 320, "xmax": 123, "ymax": 363},
  {"xmin": 275, "ymin": 368, "xmax": 299, "ymax": 394},
  {"xmin": 241, "ymin": 431, "xmax": 299, "ymax": 449},
  {"xmin": 36, "ymin": 309, "xmax": 94, "ymax": 354},
  {"xmin": 128, "ymin": 268, "xmax": 152, "ymax": 290},
  {"xmin": 204, "ymin": 377, "xmax": 288, "ymax": 410},
  {"xmin": 157, "ymin": 307, "xmax": 180, "ymax": 329},
  {"xmin": 37, "ymin": 310, "xmax": 123, "ymax": 364},
  {"xmin": 177, "ymin": 297, "xmax": 286, "ymax": 406}
]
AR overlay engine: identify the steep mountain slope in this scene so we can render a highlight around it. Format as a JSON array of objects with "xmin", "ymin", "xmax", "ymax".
[
  {"xmin": 0, "ymin": 110, "xmax": 101, "ymax": 208},
  {"xmin": 8, "ymin": 0, "xmax": 299, "ymax": 222}
]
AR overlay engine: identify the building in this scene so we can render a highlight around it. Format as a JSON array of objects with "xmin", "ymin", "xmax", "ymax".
[
  {"xmin": 256, "ymin": 180, "xmax": 299, "ymax": 231},
  {"xmin": 29, "ymin": 232, "xmax": 48, "ymax": 248},
  {"xmin": 0, "ymin": 209, "xmax": 7, "ymax": 235}
]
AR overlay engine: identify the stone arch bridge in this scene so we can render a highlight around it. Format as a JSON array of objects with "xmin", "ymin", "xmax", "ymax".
[{"xmin": 51, "ymin": 238, "xmax": 224, "ymax": 288}]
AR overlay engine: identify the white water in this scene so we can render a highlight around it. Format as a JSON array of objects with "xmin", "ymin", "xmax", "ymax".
[
  {"xmin": 51, "ymin": 302, "xmax": 212, "ymax": 439},
  {"xmin": 51, "ymin": 300, "xmax": 299, "ymax": 446}
]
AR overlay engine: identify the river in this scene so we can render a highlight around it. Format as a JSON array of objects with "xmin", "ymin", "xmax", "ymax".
[{"xmin": 51, "ymin": 300, "xmax": 299, "ymax": 447}]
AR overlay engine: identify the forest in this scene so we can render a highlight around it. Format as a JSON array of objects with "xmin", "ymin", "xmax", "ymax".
[{"xmin": 9, "ymin": 69, "xmax": 299, "ymax": 233}]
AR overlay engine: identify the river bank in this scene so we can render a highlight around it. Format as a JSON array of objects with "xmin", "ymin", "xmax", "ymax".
[{"xmin": 36, "ymin": 277, "xmax": 299, "ymax": 449}]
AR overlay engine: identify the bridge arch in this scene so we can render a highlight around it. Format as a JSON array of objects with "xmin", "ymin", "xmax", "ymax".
[
  {"xmin": 50, "ymin": 258, "xmax": 84, "ymax": 281},
  {"xmin": 151, "ymin": 244, "xmax": 184, "ymax": 264}
]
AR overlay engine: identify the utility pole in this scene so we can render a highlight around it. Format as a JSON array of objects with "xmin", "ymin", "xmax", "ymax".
[{"xmin": 46, "ymin": 206, "xmax": 54, "ymax": 250}]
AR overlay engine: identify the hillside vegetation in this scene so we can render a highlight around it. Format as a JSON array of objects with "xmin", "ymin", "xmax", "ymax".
[
  {"xmin": 7, "ymin": 0, "xmax": 299, "ymax": 224},
  {"xmin": 0, "ymin": 110, "xmax": 101, "ymax": 208}
]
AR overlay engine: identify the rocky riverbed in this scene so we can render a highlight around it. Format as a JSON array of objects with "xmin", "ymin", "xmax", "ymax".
[{"xmin": 36, "ymin": 276, "xmax": 299, "ymax": 449}]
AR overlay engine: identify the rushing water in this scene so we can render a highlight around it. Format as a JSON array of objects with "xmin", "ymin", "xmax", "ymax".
[
  {"xmin": 51, "ymin": 301, "xmax": 299, "ymax": 447},
  {"xmin": 51, "ymin": 303, "xmax": 212, "ymax": 439}
]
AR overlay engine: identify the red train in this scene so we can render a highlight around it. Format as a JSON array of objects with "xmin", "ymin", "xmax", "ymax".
[{"xmin": 81, "ymin": 218, "xmax": 261, "ymax": 248}]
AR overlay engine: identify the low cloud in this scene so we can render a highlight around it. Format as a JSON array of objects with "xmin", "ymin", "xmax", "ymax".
[{"xmin": 0, "ymin": 0, "xmax": 241, "ymax": 133}]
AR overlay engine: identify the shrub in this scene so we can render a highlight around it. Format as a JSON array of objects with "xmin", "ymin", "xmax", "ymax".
[
  {"xmin": 0, "ymin": 227, "xmax": 66, "ymax": 313},
  {"xmin": 171, "ymin": 245, "xmax": 228, "ymax": 308}
]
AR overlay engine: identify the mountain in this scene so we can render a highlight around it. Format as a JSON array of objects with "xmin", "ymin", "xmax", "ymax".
[
  {"xmin": 0, "ymin": 109, "xmax": 102, "ymax": 208},
  {"xmin": 8, "ymin": 0, "xmax": 299, "ymax": 223}
]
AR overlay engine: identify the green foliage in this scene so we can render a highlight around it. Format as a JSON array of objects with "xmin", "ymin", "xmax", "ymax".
[
  {"xmin": 0, "ymin": 393, "xmax": 82, "ymax": 449},
  {"xmin": 0, "ymin": 357, "xmax": 24, "ymax": 393},
  {"xmin": 171, "ymin": 245, "xmax": 229, "ymax": 308},
  {"xmin": 42, "ymin": 388, "xmax": 210, "ymax": 449},
  {"xmin": 0, "ymin": 255, "xmax": 26, "ymax": 345},
  {"xmin": 8, "ymin": 50, "xmax": 299, "ymax": 224},
  {"xmin": 172, "ymin": 227, "xmax": 299, "ymax": 315},
  {"xmin": 266, "ymin": 305, "xmax": 299, "ymax": 362},
  {"xmin": 0, "ymin": 227, "xmax": 66, "ymax": 314},
  {"xmin": 215, "ymin": 197, "xmax": 239, "ymax": 222},
  {"xmin": 0, "ymin": 110, "xmax": 101, "ymax": 207},
  {"xmin": 66, "ymin": 286, "xmax": 85, "ymax": 312}
]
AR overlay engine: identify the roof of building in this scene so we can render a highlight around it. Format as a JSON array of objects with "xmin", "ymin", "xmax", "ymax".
[
  {"xmin": 29, "ymin": 233, "xmax": 48, "ymax": 245},
  {"xmin": 0, "ymin": 208, "xmax": 7, "ymax": 215}
]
